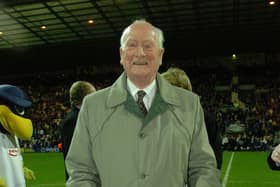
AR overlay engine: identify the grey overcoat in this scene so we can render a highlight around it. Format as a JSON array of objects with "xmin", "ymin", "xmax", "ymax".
[{"xmin": 66, "ymin": 72, "xmax": 221, "ymax": 187}]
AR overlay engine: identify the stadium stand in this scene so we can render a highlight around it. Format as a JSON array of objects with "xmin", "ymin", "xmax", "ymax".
[{"xmin": 1, "ymin": 64, "xmax": 278, "ymax": 153}]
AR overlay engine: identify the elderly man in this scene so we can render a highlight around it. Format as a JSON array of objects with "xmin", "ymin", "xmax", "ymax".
[{"xmin": 66, "ymin": 20, "xmax": 221, "ymax": 187}]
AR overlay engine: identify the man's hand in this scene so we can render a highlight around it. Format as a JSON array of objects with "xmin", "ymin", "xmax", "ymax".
[
  {"xmin": 271, "ymin": 144, "xmax": 280, "ymax": 165},
  {"xmin": 0, "ymin": 177, "xmax": 6, "ymax": 187},
  {"xmin": 23, "ymin": 167, "xmax": 36, "ymax": 180}
]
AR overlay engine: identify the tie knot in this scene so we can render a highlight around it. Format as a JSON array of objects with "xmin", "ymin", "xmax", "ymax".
[{"xmin": 137, "ymin": 90, "xmax": 146, "ymax": 100}]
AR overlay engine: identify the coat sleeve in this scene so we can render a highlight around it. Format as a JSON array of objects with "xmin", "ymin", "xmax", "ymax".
[
  {"xmin": 187, "ymin": 96, "xmax": 222, "ymax": 187},
  {"xmin": 65, "ymin": 98, "xmax": 101, "ymax": 187}
]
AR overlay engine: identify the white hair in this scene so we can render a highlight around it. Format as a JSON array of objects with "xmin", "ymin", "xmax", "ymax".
[{"xmin": 120, "ymin": 19, "xmax": 164, "ymax": 49}]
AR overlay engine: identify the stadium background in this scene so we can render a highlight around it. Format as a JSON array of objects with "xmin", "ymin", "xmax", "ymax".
[{"xmin": 1, "ymin": 0, "xmax": 280, "ymax": 186}]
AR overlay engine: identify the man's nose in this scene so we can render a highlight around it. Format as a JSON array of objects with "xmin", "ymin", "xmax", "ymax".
[{"xmin": 135, "ymin": 46, "xmax": 145, "ymax": 56}]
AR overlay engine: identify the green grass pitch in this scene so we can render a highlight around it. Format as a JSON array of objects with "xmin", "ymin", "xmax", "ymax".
[
  {"xmin": 24, "ymin": 152, "xmax": 66, "ymax": 187},
  {"xmin": 23, "ymin": 151, "xmax": 280, "ymax": 187}
]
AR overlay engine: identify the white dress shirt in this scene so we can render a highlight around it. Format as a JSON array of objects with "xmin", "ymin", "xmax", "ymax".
[{"xmin": 127, "ymin": 78, "xmax": 156, "ymax": 111}]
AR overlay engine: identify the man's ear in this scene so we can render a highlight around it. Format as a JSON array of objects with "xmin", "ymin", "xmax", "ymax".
[
  {"xmin": 119, "ymin": 47, "xmax": 123, "ymax": 65},
  {"xmin": 159, "ymin": 48, "xmax": 164, "ymax": 65},
  {"xmin": 160, "ymin": 48, "xmax": 165, "ymax": 56}
]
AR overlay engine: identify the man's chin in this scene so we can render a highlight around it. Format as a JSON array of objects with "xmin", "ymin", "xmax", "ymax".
[{"xmin": 130, "ymin": 70, "xmax": 149, "ymax": 78}]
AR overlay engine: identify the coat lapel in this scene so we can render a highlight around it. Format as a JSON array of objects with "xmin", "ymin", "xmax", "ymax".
[{"xmin": 106, "ymin": 72, "xmax": 186, "ymax": 129}]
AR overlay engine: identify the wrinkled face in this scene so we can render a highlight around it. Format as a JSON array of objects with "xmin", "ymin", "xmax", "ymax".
[{"xmin": 120, "ymin": 23, "xmax": 164, "ymax": 84}]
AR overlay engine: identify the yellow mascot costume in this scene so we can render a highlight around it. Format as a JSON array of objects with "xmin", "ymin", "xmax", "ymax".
[{"xmin": 0, "ymin": 84, "xmax": 36, "ymax": 187}]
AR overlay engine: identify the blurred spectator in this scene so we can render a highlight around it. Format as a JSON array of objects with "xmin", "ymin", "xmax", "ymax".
[
  {"xmin": 60, "ymin": 81, "xmax": 96, "ymax": 180},
  {"xmin": 162, "ymin": 67, "xmax": 223, "ymax": 169}
]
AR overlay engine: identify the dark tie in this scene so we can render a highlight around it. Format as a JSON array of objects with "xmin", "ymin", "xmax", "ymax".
[{"xmin": 137, "ymin": 90, "xmax": 147, "ymax": 115}]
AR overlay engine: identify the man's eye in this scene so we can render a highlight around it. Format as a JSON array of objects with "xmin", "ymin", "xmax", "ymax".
[
  {"xmin": 127, "ymin": 43, "xmax": 137, "ymax": 48},
  {"xmin": 143, "ymin": 44, "xmax": 152, "ymax": 49},
  {"xmin": 143, "ymin": 42, "xmax": 154, "ymax": 49}
]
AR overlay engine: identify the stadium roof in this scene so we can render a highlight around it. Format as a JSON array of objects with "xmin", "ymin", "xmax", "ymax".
[{"xmin": 0, "ymin": 0, "xmax": 280, "ymax": 72}]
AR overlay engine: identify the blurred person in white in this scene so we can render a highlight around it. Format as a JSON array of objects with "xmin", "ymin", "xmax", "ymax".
[
  {"xmin": 65, "ymin": 19, "xmax": 221, "ymax": 187},
  {"xmin": 268, "ymin": 144, "xmax": 280, "ymax": 170}
]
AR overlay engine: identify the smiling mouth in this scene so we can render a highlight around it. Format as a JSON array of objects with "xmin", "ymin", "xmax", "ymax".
[{"xmin": 133, "ymin": 61, "xmax": 148, "ymax": 65}]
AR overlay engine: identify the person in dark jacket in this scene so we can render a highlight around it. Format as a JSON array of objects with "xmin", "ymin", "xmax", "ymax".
[
  {"xmin": 162, "ymin": 67, "xmax": 223, "ymax": 169},
  {"xmin": 60, "ymin": 81, "xmax": 96, "ymax": 180},
  {"xmin": 267, "ymin": 144, "xmax": 280, "ymax": 170}
]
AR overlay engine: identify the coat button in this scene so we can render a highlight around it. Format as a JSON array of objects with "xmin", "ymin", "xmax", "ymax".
[
  {"xmin": 141, "ymin": 173, "xmax": 147, "ymax": 179},
  {"xmin": 139, "ymin": 132, "xmax": 146, "ymax": 139}
]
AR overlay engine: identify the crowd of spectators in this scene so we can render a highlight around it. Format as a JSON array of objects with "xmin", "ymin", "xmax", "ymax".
[{"xmin": 1, "ymin": 64, "xmax": 279, "ymax": 153}]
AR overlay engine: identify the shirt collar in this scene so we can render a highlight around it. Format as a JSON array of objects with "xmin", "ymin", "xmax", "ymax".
[
  {"xmin": 127, "ymin": 78, "xmax": 156, "ymax": 102},
  {"xmin": 106, "ymin": 72, "xmax": 184, "ymax": 108}
]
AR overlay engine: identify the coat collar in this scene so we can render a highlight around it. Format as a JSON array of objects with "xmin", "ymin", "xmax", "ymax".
[{"xmin": 106, "ymin": 72, "xmax": 183, "ymax": 108}]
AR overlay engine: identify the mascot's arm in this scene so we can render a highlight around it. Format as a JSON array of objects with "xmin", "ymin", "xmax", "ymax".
[
  {"xmin": 0, "ymin": 177, "xmax": 6, "ymax": 187},
  {"xmin": 22, "ymin": 162, "xmax": 36, "ymax": 180},
  {"xmin": 23, "ymin": 166, "xmax": 36, "ymax": 180}
]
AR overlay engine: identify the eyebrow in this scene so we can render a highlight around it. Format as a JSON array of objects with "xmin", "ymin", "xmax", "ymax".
[{"xmin": 126, "ymin": 39, "xmax": 154, "ymax": 43}]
